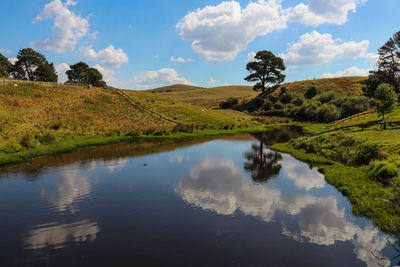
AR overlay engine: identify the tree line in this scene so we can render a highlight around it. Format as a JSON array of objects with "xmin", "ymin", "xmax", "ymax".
[{"xmin": 0, "ymin": 48, "xmax": 106, "ymax": 87}]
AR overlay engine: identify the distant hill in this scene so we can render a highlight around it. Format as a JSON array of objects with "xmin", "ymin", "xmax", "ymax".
[
  {"xmin": 147, "ymin": 84, "xmax": 256, "ymax": 108},
  {"xmin": 147, "ymin": 77, "xmax": 367, "ymax": 108}
]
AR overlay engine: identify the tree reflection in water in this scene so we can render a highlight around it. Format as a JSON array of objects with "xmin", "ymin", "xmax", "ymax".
[{"xmin": 243, "ymin": 142, "xmax": 282, "ymax": 183}]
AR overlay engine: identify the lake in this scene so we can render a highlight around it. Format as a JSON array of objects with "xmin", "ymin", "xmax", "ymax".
[{"xmin": 0, "ymin": 127, "xmax": 397, "ymax": 266}]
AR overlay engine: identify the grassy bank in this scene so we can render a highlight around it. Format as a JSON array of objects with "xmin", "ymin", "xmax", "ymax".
[
  {"xmin": 272, "ymin": 130, "xmax": 400, "ymax": 237},
  {"xmin": 0, "ymin": 124, "xmax": 269, "ymax": 167}
]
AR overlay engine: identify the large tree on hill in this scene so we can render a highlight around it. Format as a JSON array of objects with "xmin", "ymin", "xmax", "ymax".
[
  {"xmin": 245, "ymin": 50, "xmax": 286, "ymax": 96},
  {"xmin": 66, "ymin": 62, "xmax": 106, "ymax": 87},
  {"xmin": 365, "ymin": 30, "xmax": 400, "ymax": 96},
  {"xmin": 34, "ymin": 62, "xmax": 58, "ymax": 82},
  {"xmin": 0, "ymin": 53, "xmax": 12, "ymax": 78},
  {"xmin": 12, "ymin": 48, "xmax": 58, "ymax": 82}
]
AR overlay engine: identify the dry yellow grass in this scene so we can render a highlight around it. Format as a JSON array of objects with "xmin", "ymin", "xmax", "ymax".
[
  {"xmin": 147, "ymin": 85, "xmax": 257, "ymax": 108},
  {"xmin": 276, "ymin": 76, "xmax": 367, "ymax": 97}
]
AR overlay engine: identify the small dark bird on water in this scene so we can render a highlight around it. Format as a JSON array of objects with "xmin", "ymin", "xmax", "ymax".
[{"xmin": 144, "ymin": 163, "xmax": 148, "ymax": 166}]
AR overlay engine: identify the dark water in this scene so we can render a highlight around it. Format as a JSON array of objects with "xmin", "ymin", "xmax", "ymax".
[{"xmin": 0, "ymin": 127, "xmax": 397, "ymax": 266}]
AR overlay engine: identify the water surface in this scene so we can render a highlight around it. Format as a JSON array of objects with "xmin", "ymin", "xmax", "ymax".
[{"xmin": 0, "ymin": 128, "xmax": 397, "ymax": 266}]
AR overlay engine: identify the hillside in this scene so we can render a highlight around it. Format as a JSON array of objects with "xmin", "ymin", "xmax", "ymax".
[
  {"xmin": 276, "ymin": 76, "xmax": 367, "ymax": 97},
  {"xmin": 148, "ymin": 84, "xmax": 256, "ymax": 108},
  {"xmin": 148, "ymin": 77, "xmax": 367, "ymax": 108},
  {"xmin": 0, "ymin": 82, "xmax": 257, "ymax": 156}
]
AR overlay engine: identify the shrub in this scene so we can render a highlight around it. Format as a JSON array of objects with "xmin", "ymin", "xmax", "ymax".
[
  {"xmin": 219, "ymin": 97, "xmax": 238, "ymax": 109},
  {"xmin": 280, "ymin": 92, "xmax": 293, "ymax": 104},
  {"xmin": 319, "ymin": 91, "xmax": 342, "ymax": 104},
  {"xmin": 353, "ymin": 143, "xmax": 381, "ymax": 165},
  {"xmin": 292, "ymin": 97, "xmax": 303, "ymax": 106},
  {"xmin": 253, "ymin": 97, "xmax": 265, "ymax": 109},
  {"xmin": 269, "ymin": 95, "xmax": 278, "ymax": 103},
  {"xmin": 126, "ymin": 130, "xmax": 140, "ymax": 137},
  {"xmin": 305, "ymin": 86, "xmax": 318, "ymax": 99},
  {"xmin": 261, "ymin": 100, "xmax": 273, "ymax": 111},
  {"xmin": 369, "ymin": 160, "xmax": 399, "ymax": 185},
  {"xmin": 273, "ymin": 102, "xmax": 284, "ymax": 110},
  {"xmin": 279, "ymin": 86, "xmax": 287, "ymax": 96},
  {"xmin": 315, "ymin": 104, "xmax": 341, "ymax": 123}
]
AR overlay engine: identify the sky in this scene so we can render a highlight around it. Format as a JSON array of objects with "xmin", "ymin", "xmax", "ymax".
[{"xmin": 0, "ymin": 0, "xmax": 399, "ymax": 90}]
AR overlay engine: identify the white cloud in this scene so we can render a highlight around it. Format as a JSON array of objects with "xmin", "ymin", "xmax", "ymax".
[
  {"xmin": 170, "ymin": 56, "xmax": 193, "ymax": 63},
  {"xmin": 8, "ymin": 58, "xmax": 18, "ymax": 65},
  {"xmin": 31, "ymin": 0, "xmax": 90, "ymax": 53},
  {"xmin": 93, "ymin": 64, "xmax": 125, "ymax": 88},
  {"xmin": 280, "ymin": 31, "xmax": 369, "ymax": 67},
  {"xmin": 176, "ymin": 0, "xmax": 287, "ymax": 61},
  {"xmin": 247, "ymin": 51, "xmax": 256, "ymax": 62},
  {"xmin": 131, "ymin": 68, "xmax": 194, "ymax": 89},
  {"xmin": 82, "ymin": 45, "xmax": 129, "ymax": 69},
  {"xmin": 208, "ymin": 77, "xmax": 218, "ymax": 84},
  {"xmin": 286, "ymin": 0, "xmax": 366, "ymax": 26},
  {"xmin": 365, "ymin": 52, "xmax": 379, "ymax": 67},
  {"xmin": 0, "ymin": 48, "xmax": 12, "ymax": 54},
  {"xmin": 321, "ymin": 66, "xmax": 370, "ymax": 78},
  {"xmin": 55, "ymin": 63, "xmax": 70, "ymax": 83}
]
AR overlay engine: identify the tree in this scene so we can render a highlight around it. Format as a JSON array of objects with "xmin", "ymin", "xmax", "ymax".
[
  {"xmin": 34, "ymin": 63, "xmax": 58, "ymax": 82},
  {"xmin": 305, "ymin": 86, "xmax": 318, "ymax": 99},
  {"xmin": 245, "ymin": 50, "xmax": 286, "ymax": 96},
  {"xmin": 66, "ymin": 62, "xmax": 106, "ymax": 87},
  {"xmin": 374, "ymin": 83, "xmax": 397, "ymax": 123},
  {"xmin": 0, "ymin": 53, "xmax": 12, "ymax": 78},
  {"xmin": 366, "ymin": 31, "xmax": 400, "ymax": 96},
  {"xmin": 12, "ymin": 48, "xmax": 48, "ymax": 81}
]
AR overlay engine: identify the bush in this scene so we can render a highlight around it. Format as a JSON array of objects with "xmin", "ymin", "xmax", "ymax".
[
  {"xmin": 319, "ymin": 91, "xmax": 342, "ymax": 104},
  {"xmin": 219, "ymin": 97, "xmax": 238, "ymax": 109},
  {"xmin": 369, "ymin": 160, "xmax": 399, "ymax": 185},
  {"xmin": 261, "ymin": 100, "xmax": 273, "ymax": 111},
  {"xmin": 280, "ymin": 92, "xmax": 293, "ymax": 104},
  {"xmin": 353, "ymin": 143, "xmax": 381, "ymax": 165},
  {"xmin": 253, "ymin": 97, "xmax": 265, "ymax": 109},
  {"xmin": 126, "ymin": 130, "xmax": 140, "ymax": 137},
  {"xmin": 305, "ymin": 86, "xmax": 318, "ymax": 99},
  {"xmin": 292, "ymin": 97, "xmax": 303, "ymax": 106},
  {"xmin": 273, "ymin": 102, "xmax": 284, "ymax": 110},
  {"xmin": 315, "ymin": 104, "xmax": 341, "ymax": 123},
  {"xmin": 269, "ymin": 95, "xmax": 278, "ymax": 103},
  {"xmin": 279, "ymin": 86, "xmax": 287, "ymax": 96}
]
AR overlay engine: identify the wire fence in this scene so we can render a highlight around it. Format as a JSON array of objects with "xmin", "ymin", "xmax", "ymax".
[{"xmin": 0, "ymin": 78, "xmax": 91, "ymax": 88}]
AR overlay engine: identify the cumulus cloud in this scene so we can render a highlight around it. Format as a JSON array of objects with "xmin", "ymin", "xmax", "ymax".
[
  {"xmin": 286, "ymin": 0, "xmax": 366, "ymax": 26},
  {"xmin": 170, "ymin": 56, "xmax": 193, "ymax": 63},
  {"xmin": 82, "ymin": 45, "xmax": 129, "ymax": 69},
  {"xmin": 176, "ymin": 0, "xmax": 287, "ymax": 61},
  {"xmin": 55, "ymin": 62, "xmax": 70, "ymax": 83},
  {"xmin": 93, "ymin": 64, "xmax": 125, "ymax": 88},
  {"xmin": 321, "ymin": 66, "xmax": 370, "ymax": 78},
  {"xmin": 131, "ymin": 68, "xmax": 194, "ymax": 89},
  {"xmin": 365, "ymin": 52, "xmax": 379, "ymax": 67},
  {"xmin": 279, "ymin": 31, "xmax": 369, "ymax": 67},
  {"xmin": 8, "ymin": 58, "xmax": 18, "ymax": 65},
  {"xmin": 31, "ymin": 0, "xmax": 90, "ymax": 53}
]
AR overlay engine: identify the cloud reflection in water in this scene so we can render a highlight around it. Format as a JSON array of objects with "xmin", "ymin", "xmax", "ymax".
[{"xmin": 176, "ymin": 158, "xmax": 390, "ymax": 267}]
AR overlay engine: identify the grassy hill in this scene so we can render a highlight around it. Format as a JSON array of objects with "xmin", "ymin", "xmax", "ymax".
[
  {"xmin": 148, "ymin": 77, "xmax": 367, "ymax": 108},
  {"xmin": 276, "ymin": 76, "xmax": 367, "ymax": 97},
  {"xmin": 148, "ymin": 84, "xmax": 256, "ymax": 108},
  {"xmin": 0, "ymin": 82, "xmax": 258, "ymax": 159}
]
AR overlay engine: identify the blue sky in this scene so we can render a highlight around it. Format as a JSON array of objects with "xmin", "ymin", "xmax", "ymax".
[{"xmin": 0, "ymin": 0, "xmax": 399, "ymax": 89}]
